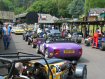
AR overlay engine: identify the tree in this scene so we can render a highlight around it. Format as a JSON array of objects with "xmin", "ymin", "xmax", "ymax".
[
  {"xmin": 51, "ymin": 0, "xmax": 73, "ymax": 17},
  {"xmin": 27, "ymin": 0, "xmax": 73, "ymax": 17},
  {"xmin": 0, "ymin": 0, "xmax": 13, "ymax": 11},
  {"xmin": 85, "ymin": 0, "xmax": 105, "ymax": 15},
  {"xmin": 67, "ymin": 0, "xmax": 85, "ymax": 18}
]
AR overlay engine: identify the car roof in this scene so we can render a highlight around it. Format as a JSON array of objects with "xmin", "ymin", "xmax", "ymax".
[
  {"xmin": 0, "ymin": 52, "xmax": 46, "ymax": 63},
  {"xmin": 33, "ymin": 58, "xmax": 68, "ymax": 65},
  {"xmin": 50, "ymin": 29, "xmax": 60, "ymax": 34},
  {"xmin": 0, "ymin": 52, "xmax": 68, "ymax": 65}
]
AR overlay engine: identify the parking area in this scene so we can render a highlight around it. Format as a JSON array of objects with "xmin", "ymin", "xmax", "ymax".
[{"xmin": 0, "ymin": 34, "xmax": 105, "ymax": 79}]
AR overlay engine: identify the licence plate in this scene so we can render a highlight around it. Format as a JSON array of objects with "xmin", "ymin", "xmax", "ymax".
[{"xmin": 64, "ymin": 50, "xmax": 75, "ymax": 54}]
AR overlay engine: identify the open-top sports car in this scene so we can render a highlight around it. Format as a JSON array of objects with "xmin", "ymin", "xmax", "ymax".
[
  {"xmin": 31, "ymin": 37, "xmax": 46, "ymax": 48},
  {"xmin": 48, "ymin": 29, "xmax": 61, "ymax": 37},
  {"xmin": 0, "ymin": 52, "xmax": 87, "ymax": 79},
  {"xmin": 14, "ymin": 27, "xmax": 25, "ymax": 35},
  {"xmin": 92, "ymin": 34, "xmax": 105, "ymax": 51},
  {"xmin": 37, "ymin": 37, "xmax": 82, "ymax": 60},
  {"xmin": 23, "ymin": 30, "xmax": 33, "ymax": 41},
  {"xmin": 71, "ymin": 32, "xmax": 83, "ymax": 43},
  {"xmin": 84, "ymin": 36, "xmax": 93, "ymax": 46}
]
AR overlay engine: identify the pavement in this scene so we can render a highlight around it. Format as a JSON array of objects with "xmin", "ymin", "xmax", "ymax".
[{"xmin": 0, "ymin": 34, "xmax": 36, "ymax": 53}]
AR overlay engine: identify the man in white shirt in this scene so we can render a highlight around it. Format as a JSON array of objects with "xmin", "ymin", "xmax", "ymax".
[{"xmin": 2, "ymin": 22, "xmax": 11, "ymax": 50}]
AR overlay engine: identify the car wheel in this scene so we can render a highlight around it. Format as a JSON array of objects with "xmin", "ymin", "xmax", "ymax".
[
  {"xmin": 100, "ymin": 43, "xmax": 105, "ymax": 51},
  {"xmin": 32, "ymin": 43, "xmax": 36, "ymax": 48},
  {"xmin": 45, "ymin": 49, "xmax": 49, "ymax": 58},
  {"xmin": 28, "ymin": 40, "xmax": 31, "ymax": 45},
  {"xmin": 23, "ymin": 36, "xmax": 25, "ymax": 40},
  {"xmin": 25, "ymin": 36, "xmax": 28, "ymax": 41},
  {"xmin": 85, "ymin": 40, "xmax": 90, "ymax": 46},
  {"xmin": 77, "ymin": 38, "xmax": 82, "ymax": 43},
  {"xmin": 36, "ymin": 45, "xmax": 40, "ymax": 54},
  {"xmin": 25, "ymin": 37, "xmax": 27, "ymax": 41},
  {"xmin": 79, "ymin": 66, "xmax": 87, "ymax": 79},
  {"xmin": 75, "ymin": 64, "xmax": 87, "ymax": 79}
]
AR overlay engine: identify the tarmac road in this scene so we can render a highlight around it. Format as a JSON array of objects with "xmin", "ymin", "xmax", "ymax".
[{"xmin": 0, "ymin": 34, "xmax": 105, "ymax": 79}]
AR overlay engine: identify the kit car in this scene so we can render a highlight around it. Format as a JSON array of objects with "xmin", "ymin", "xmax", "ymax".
[
  {"xmin": 14, "ymin": 27, "xmax": 25, "ymax": 35},
  {"xmin": 27, "ymin": 33, "xmax": 38, "ymax": 45},
  {"xmin": 48, "ymin": 29, "xmax": 61, "ymax": 37},
  {"xmin": 0, "ymin": 52, "xmax": 87, "ymax": 79},
  {"xmin": 92, "ymin": 35, "xmax": 105, "ymax": 51},
  {"xmin": 24, "ymin": 27, "xmax": 33, "ymax": 31},
  {"xmin": 84, "ymin": 36, "xmax": 93, "ymax": 46},
  {"xmin": 31, "ymin": 38, "xmax": 46, "ymax": 48},
  {"xmin": 23, "ymin": 30, "xmax": 33, "ymax": 41},
  {"xmin": 37, "ymin": 37, "xmax": 82, "ymax": 60},
  {"xmin": 71, "ymin": 32, "xmax": 83, "ymax": 43},
  {"xmin": 11, "ymin": 27, "xmax": 17, "ymax": 33}
]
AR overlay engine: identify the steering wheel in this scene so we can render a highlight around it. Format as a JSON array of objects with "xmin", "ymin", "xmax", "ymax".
[{"xmin": 32, "ymin": 63, "xmax": 48, "ymax": 79}]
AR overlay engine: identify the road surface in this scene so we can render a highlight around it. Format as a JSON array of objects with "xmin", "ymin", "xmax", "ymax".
[{"xmin": 0, "ymin": 34, "xmax": 105, "ymax": 79}]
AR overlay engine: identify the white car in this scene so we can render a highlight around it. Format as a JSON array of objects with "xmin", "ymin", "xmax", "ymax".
[
  {"xmin": 11, "ymin": 27, "xmax": 18, "ymax": 33},
  {"xmin": 14, "ymin": 27, "xmax": 25, "ymax": 34}
]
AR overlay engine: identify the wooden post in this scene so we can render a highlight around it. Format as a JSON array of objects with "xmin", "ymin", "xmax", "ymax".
[
  {"xmin": 101, "ymin": 25, "xmax": 103, "ymax": 33},
  {"xmin": 88, "ymin": 24, "xmax": 90, "ymax": 35},
  {"xmin": 81, "ymin": 25, "xmax": 82, "ymax": 33},
  {"xmin": 93, "ymin": 25, "xmax": 95, "ymax": 36}
]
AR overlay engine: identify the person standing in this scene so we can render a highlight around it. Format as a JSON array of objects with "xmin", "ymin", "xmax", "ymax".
[{"xmin": 2, "ymin": 22, "xmax": 11, "ymax": 50}]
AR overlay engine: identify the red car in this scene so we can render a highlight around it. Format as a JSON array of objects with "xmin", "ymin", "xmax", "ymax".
[{"xmin": 31, "ymin": 38, "xmax": 45, "ymax": 48}]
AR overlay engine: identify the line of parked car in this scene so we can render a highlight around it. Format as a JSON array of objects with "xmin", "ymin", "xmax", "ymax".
[
  {"xmin": 11, "ymin": 24, "xmax": 33, "ymax": 35},
  {"xmin": 22, "ymin": 29, "xmax": 83, "ymax": 61},
  {"xmin": 0, "ymin": 52, "xmax": 87, "ymax": 79},
  {"xmin": 1, "ymin": 25, "xmax": 87, "ymax": 79},
  {"xmin": 84, "ymin": 33, "xmax": 105, "ymax": 51}
]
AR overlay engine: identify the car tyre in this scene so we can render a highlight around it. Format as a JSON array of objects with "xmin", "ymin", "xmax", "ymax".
[
  {"xmin": 77, "ymin": 38, "xmax": 82, "ymax": 43},
  {"xmin": 25, "ymin": 36, "xmax": 28, "ymax": 41},
  {"xmin": 45, "ymin": 49, "xmax": 49, "ymax": 58},
  {"xmin": 75, "ymin": 64, "xmax": 87, "ymax": 79},
  {"xmin": 32, "ymin": 43, "xmax": 36, "ymax": 48},
  {"xmin": 85, "ymin": 40, "xmax": 90, "ymax": 46},
  {"xmin": 100, "ymin": 43, "xmax": 105, "ymax": 51},
  {"xmin": 25, "ymin": 37, "xmax": 27, "ymax": 41},
  {"xmin": 28, "ymin": 40, "xmax": 31, "ymax": 45},
  {"xmin": 82, "ymin": 66, "xmax": 87, "ymax": 79},
  {"xmin": 36, "ymin": 45, "xmax": 40, "ymax": 54},
  {"xmin": 23, "ymin": 36, "xmax": 25, "ymax": 40}
]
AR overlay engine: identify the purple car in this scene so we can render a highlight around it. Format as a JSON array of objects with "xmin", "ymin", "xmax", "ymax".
[{"xmin": 36, "ymin": 37, "xmax": 82, "ymax": 60}]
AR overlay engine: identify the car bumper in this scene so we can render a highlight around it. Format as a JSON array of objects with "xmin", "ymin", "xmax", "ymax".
[
  {"xmin": 48, "ymin": 52, "xmax": 82, "ymax": 60},
  {"xmin": 15, "ymin": 31, "xmax": 24, "ymax": 34}
]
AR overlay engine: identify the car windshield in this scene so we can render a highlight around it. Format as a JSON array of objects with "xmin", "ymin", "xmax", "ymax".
[
  {"xmin": 46, "ymin": 37, "xmax": 71, "ymax": 43},
  {"xmin": 50, "ymin": 29, "xmax": 60, "ymax": 34},
  {"xmin": 27, "ymin": 31, "xmax": 33, "ymax": 34},
  {"xmin": 0, "ymin": 61, "xmax": 11, "ymax": 76},
  {"xmin": 0, "ymin": 52, "xmax": 53, "ymax": 79}
]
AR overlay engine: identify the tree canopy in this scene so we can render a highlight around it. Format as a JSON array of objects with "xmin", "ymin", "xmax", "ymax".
[
  {"xmin": 67, "ymin": 0, "xmax": 85, "ymax": 18},
  {"xmin": 1, "ymin": 0, "xmax": 105, "ymax": 18},
  {"xmin": 85, "ymin": 0, "xmax": 105, "ymax": 15},
  {"xmin": 27, "ymin": 0, "xmax": 73, "ymax": 17}
]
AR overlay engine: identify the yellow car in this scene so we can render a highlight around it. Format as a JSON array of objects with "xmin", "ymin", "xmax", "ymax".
[
  {"xmin": 24, "ymin": 27, "xmax": 33, "ymax": 31},
  {"xmin": 0, "ymin": 52, "xmax": 87, "ymax": 79},
  {"xmin": 14, "ymin": 27, "xmax": 25, "ymax": 34}
]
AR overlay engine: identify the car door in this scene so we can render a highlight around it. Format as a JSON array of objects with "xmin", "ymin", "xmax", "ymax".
[{"xmin": 38, "ymin": 38, "xmax": 46, "ymax": 53}]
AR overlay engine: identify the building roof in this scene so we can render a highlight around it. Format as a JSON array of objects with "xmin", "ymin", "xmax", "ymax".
[
  {"xmin": 89, "ymin": 8, "xmax": 105, "ymax": 16},
  {"xmin": 38, "ymin": 13, "xmax": 59, "ymax": 23},
  {"xmin": 0, "ymin": 11, "xmax": 15, "ymax": 20},
  {"xmin": 15, "ymin": 12, "xmax": 59, "ymax": 24},
  {"xmin": 15, "ymin": 13, "xmax": 27, "ymax": 18}
]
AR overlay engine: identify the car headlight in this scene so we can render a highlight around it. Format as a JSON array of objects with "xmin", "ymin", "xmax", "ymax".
[{"xmin": 79, "ymin": 35, "xmax": 82, "ymax": 37}]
